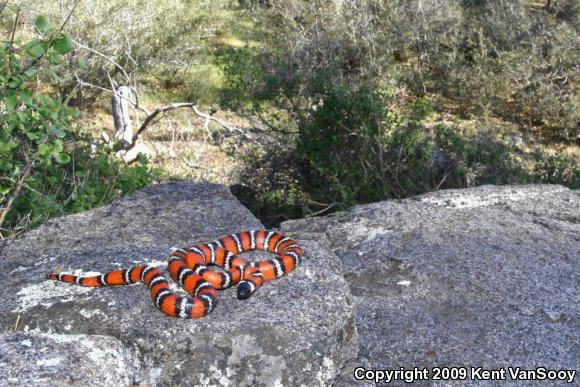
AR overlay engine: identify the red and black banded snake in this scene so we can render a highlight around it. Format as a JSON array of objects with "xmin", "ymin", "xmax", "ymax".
[{"xmin": 47, "ymin": 230, "xmax": 303, "ymax": 318}]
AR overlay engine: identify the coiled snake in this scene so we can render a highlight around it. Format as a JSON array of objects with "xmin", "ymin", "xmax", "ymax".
[{"xmin": 47, "ymin": 230, "xmax": 303, "ymax": 318}]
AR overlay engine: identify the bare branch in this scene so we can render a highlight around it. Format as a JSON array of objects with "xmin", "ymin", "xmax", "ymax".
[
  {"xmin": 7, "ymin": 1, "xmax": 22, "ymax": 76},
  {"xmin": 0, "ymin": 1, "xmax": 9, "ymax": 16},
  {"xmin": 122, "ymin": 103, "xmax": 250, "ymax": 151},
  {"xmin": 131, "ymin": 102, "xmax": 196, "ymax": 147},
  {"xmin": 73, "ymin": 71, "xmax": 116, "ymax": 94},
  {"xmin": 0, "ymin": 155, "xmax": 37, "ymax": 231},
  {"xmin": 305, "ymin": 202, "xmax": 338, "ymax": 218},
  {"xmin": 73, "ymin": 71, "xmax": 150, "ymax": 115},
  {"xmin": 68, "ymin": 40, "xmax": 247, "ymax": 155},
  {"xmin": 71, "ymin": 37, "xmax": 131, "ymax": 83},
  {"xmin": 191, "ymin": 106, "xmax": 249, "ymax": 137}
]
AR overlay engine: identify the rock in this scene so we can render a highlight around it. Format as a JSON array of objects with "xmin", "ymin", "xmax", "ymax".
[
  {"xmin": 0, "ymin": 332, "xmax": 139, "ymax": 386},
  {"xmin": 0, "ymin": 181, "xmax": 356, "ymax": 386},
  {"xmin": 3, "ymin": 181, "xmax": 578, "ymax": 385},
  {"xmin": 281, "ymin": 185, "xmax": 579, "ymax": 386}
]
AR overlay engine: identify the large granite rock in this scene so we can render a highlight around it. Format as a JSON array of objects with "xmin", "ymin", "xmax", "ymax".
[
  {"xmin": 0, "ymin": 182, "xmax": 356, "ymax": 386},
  {"xmin": 0, "ymin": 332, "xmax": 139, "ymax": 385},
  {"xmin": 282, "ymin": 185, "xmax": 579, "ymax": 386},
  {"xmin": 2, "ymin": 182, "xmax": 578, "ymax": 386}
]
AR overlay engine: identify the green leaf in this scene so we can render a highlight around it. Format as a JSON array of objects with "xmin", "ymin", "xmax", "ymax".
[
  {"xmin": 54, "ymin": 152, "xmax": 70, "ymax": 164},
  {"xmin": 0, "ymin": 141, "xmax": 11, "ymax": 154},
  {"xmin": 46, "ymin": 67, "xmax": 61, "ymax": 81},
  {"xmin": 34, "ymin": 16, "xmax": 50, "ymax": 35},
  {"xmin": 49, "ymin": 126, "xmax": 67, "ymax": 138},
  {"xmin": 25, "ymin": 40, "xmax": 45, "ymax": 58},
  {"xmin": 52, "ymin": 33, "xmax": 73, "ymax": 54},
  {"xmin": 0, "ymin": 140, "xmax": 18, "ymax": 154},
  {"xmin": 47, "ymin": 52, "xmax": 62, "ymax": 65},
  {"xmin": 24, "ymin": 68, "xmax": 38, "ymax": 77},
  {"xmin": 77, "ymin": 57, "xmax": 87, "ymax": 70},
  {"xmin": 63, "ymin": 107, "xmax": 79, "ymax": 117},
  {"xmin": 0, "ymin": 160, "xmax": 13, "ymax": 172},
  {"xmin": 7, "ymin": 114, "xmax": 18, "ymax": 131},
  {"xmin": 41, "ymin": 154, "xmax": 52, "ymax": 166},
  {"xmin": 8, "ymin": 78, "xmax": 22, "ymax": 88},
  {"xmin": 53, "ymin": 139, "xmax": 63, "ymax": 153},
  {"xmin": 38, "ymin": 143, "xmax": 50, "ymax": 156},
  {"xmin": 5, "ymin": 94, "xmax": 17, "ymax": 111},
  {"xmin": 0, "ymin": 186, "xmax": 10, "ymax": 195},
  {"xmin": 25, "ymin": 131, "xmax": 40, "ymax": 140},
  {"xmin": 19, "ymin": 89, "xmax": 33, "ymax": 105},
  {"xmin": 16, "ymin": 112, "xmax": 29, "ymax": 124},
  {"xmin": 10, "ymin": 164, "xmax": 21, "ymax": 176}
]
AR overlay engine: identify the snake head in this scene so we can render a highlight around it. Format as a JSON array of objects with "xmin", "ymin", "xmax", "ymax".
[{"xmin": 236, "ymin": 281, "xmax": 255, "ymax": 300}]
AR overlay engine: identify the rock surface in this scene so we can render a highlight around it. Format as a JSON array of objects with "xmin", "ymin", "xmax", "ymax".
[
  {"xmin": 1, "ymin": 182, "xmax": 578, "ymax": 386},
  {"xmin": 0, "ymin": 332, "xmax": 139, "ymax": 386},
  {"xmin": 281, "ymin": 184, "xmax": 579, "ymax": 386},
  {"xmin": 0, "ymin": 182, "xmax": 356, "ymax": 386}
]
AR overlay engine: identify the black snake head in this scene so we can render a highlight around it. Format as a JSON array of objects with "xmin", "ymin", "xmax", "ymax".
[{"xmin": 236, "ymin": 282, "xmax": 254, "ymax": 300}]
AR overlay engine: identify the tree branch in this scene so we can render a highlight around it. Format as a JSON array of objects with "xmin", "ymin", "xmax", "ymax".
[
  {"xmin": 0, "ymin": 155, "xmax": 37, "ymax": 232},
  {"xmin": 71, "ymin": 37, "xmax": 131, "ymax": 83},
  {"xmin": 126, "ymin": 103, "xmax": 250, "ymax": 150}
]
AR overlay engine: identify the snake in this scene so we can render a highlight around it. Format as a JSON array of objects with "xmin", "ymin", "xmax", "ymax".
[{"xmin": 47, "ymin": 230, "xmax": 303, "ymax": 318}]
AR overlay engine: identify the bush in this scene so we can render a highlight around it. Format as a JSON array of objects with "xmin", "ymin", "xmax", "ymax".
[
  {"xmin": 533, "ymin": 150, "xmax": 579, "ymax": 188},
  {"xmin": 297, "ymin": 83, "xmax": 435, "ymax": 204},
  {"xmin": 0, "ymin": 14, "xmax": 157, "ymax": 236},
  {"xmin": 8, "ymin": 140, "xmax": 158, "ymax": 227},
  {"xmin": 434, "ymin": 124, "xmax": 530, "ymax": 187},
  {"xmin": 216, "ymin": 1, "xmax": 579, "ymax": 225}
]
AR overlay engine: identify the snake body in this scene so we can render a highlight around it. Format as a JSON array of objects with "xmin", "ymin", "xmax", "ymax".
[{"xmin": 47, "ymin": 230, "xmax": 303, "ymax": 318}]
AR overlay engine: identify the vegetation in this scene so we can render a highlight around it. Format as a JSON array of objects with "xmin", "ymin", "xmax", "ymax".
[
  {"xmin": 0, "ymin": 9, "xmax": 157, "ymax": 237},
  {"xmin": 220, "ymin": 0, "xmax": 578, "ymax": 224},
  {"xmin": 1, "ymin": 0, "xmax": 578, "ymax": 233}
]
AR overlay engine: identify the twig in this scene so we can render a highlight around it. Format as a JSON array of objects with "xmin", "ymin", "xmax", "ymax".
[
  {"xmin": 71, "ymin": 37, "xmax": 131, "ymax": 83},
  {"xmin": 435, "ymin": 167, "xmax": 453, "ymax": 191},
  {"xmin": 130, "ymin": 103, "xmax": 196, "ymax": 147},
  {"xmin": 69, "ymin": 41, "xmax": 247, "ymax": 152},
  {"xmin": 0, "ymin": 1, "xmax": 9, "ymax": 16},
  {"xmin": 191, "ymin": 106, "xmax": 249, "ymax": 137},
  {"xmin": 73, "ymin": 71, "xmax": 115, "ymax": 94},
  {"xmin": 305, "ymin": 202, "xmax": 338, "ymax": 217},
  {"xmin": 126, "ymin": 103, "xmax": 249, "ymax": 150},
  {"xmin": 0, "ymin": 155, "xmax": 37, "ymax": 229},
  {"xmin": 7, "ymin": 1, "xmax": 22, "ymax": 76}
]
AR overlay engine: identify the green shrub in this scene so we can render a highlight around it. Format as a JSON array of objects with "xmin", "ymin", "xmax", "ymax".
[
  {"xmin": 412, "ymin": 98, "xmax": 434, "ymax": 121},
  {"xmin": 0, "ymin": 14, "xmax": 157, "ymax": 236},
  {"xmin": 533, "ymin": 150, "xmax": 579, "ymax": 188},
  {"xmin": 434, "ymin": 124, "xmax": 530, "ymax": 186}
]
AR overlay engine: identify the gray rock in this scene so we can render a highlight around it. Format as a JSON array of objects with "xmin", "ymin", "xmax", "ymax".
[
  {"xmin": 282, "ymin": 185, "xmax": 579, "ymax": 386},
  {"xmin": 0, "ymin": 332, "xmax": 139, "ymax": 386},
  {"xmin": 0, "ymin": 181, "xmax": 356, "ymax": 386}
]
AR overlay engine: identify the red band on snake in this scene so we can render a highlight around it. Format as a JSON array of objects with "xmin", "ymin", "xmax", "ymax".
[{"xmin": 47, "ymin": 230, "xmax": 303, "ymax": 318}]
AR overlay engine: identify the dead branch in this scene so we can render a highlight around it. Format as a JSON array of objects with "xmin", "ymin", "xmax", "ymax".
[
  {"xmin": 70, "ymin": 39, "xmax": 250, "ymax": 158},
  {"xmin": 0, "ymin": 155, "xmax": 37, "ymax": 233},
  {"xmin": 71, "ymin": 37, "xmax": 131, "ymax": 83},
  {"xmin": 126, "ymin": 102, "xmax": 251, "ymax": 150}
]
